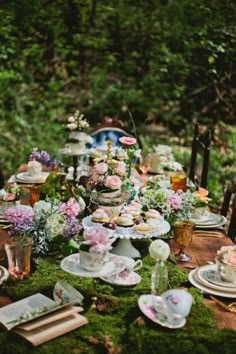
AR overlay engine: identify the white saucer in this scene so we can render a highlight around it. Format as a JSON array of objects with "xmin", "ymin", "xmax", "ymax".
[
  {"xmin": 60, "ymin": 253, "xmax": 128, "ymax": 278},
  {"xmin": 15, "ymin": 171, "xmax": 49, "ymax": 184},
  {"xmin": 197, "ymin": 264, "xmax": 236, "ymax": 290},
  {"xmin": 188, "ymin": 269, "xmax": 236, "ymax": 298},
  {"xmin": 0, "ymin": 266, "xmax": 9, "ymax": 285},
  {"xmin": 190, "ymin": 213, "xmax": 226, "ymax": 228},
  {"xmin": 138, "ymin": 294, "xmax": 186, "ymax": 329},
  {"xmin": 101, "ymin": 271, "xmax": 141, "ymax": 287}
]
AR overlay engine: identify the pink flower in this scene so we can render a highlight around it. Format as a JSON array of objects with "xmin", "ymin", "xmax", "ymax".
[
  {"xmin": 60, "ymin": 197, "xmax": 81, "ymax": 217},
  {"xmin": 119, "ymin": 136, "xmax": 137, "ymax": 146},
  {"xmin": 67, "ymin": 123, "xmax": 77, "ymax": 130},
  {"xmin": 114, "ymin": 161, "xmax": 126, "ymax": 176},
  {"xmin": 4, "ymin": 206, "xmax": 34, "ymax": 225},
  {"xmin": 4, "ymin": 193, "xmax": 16, "ymax": 201},
  {"xmin": 83, "ymin": 226, "xmax": 114, "ymax": 253},
  {"xmin": 104, "ymin": 175, "xmax": 122, "ymax": 190},
  {"xmin": 94, "ymin": 162, "xmax": 108, "ymax": 175},
  {"xmin": 168, "ymin": 193, "xmax": 182, "ymax": 210}
]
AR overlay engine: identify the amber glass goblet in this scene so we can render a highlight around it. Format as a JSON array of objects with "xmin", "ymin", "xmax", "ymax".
[{"xmin": 173, "ymin": 220, "xmax": 195, "ymax": 262}]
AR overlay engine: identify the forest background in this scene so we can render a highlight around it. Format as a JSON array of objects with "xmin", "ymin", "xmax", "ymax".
[{"xmin": 0, "ymin": 0, "xmax": 235, "ymax": 208}]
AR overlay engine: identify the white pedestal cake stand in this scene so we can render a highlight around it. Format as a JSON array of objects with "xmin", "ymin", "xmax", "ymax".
[{"xmin": 111, "ymin": 220, "xmax": 171, "ymax": 258}]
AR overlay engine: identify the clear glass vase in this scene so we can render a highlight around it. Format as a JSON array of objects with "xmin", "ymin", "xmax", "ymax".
[
  {"xmin": 151, "ymin": 260, "xmax": 168, "ymax": 295},
  {"xmin": 5, "ymin": 236, "xmax": 33, "ymax": 280}
]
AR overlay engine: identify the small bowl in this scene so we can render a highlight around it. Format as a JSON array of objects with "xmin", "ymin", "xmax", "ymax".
[{"xmin": 215, "ymin": 255, "xmax": 236, "ymax": 284}]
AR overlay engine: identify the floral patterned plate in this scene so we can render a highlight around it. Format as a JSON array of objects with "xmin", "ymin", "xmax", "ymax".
[
  {"xmin": 138, "ymin": 294, "xmax": 186, "ymax": 329},
  {"xmin": 101, "ymin": 271, "xmax": 141, "ymax": 287},
  {"xmin": 61, "ymin": 253, "xmax": 128, "ymax": 278},
  {"xmin": 15, "ymin": 171, "xmax": 49, "ymax": 184}
]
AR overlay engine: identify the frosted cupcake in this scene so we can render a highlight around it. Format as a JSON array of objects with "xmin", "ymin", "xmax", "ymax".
[
  {"xmin": 134, "ymin": 223, "xmax": 152, "ymax": 234},
  {"xmin": 145, "ymin": 209, "xmax": 162, "ymax": 220},
  {"xmin": 115, "ymin": 213, "xmax": 134, "ymax": 234},
  {"xmin": 91, "ymin": 209, "xmax": 110, "ymax": 224},
  {"xmin": 125, "ymin": 206, "xmax": 141, "ymax": 220}
]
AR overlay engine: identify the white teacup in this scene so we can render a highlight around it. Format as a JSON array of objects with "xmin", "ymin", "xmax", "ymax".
[
  {"xmin": 161, "ymin": 289, "xmax": 193, "ymax": 318},
  {"xmin": 119, "ymin": 259, "xmax": 143, "ymax": 278},
  {"xmin": 79, "ymin": 250, "xmax": 110, "ymax": 271},
  {"xmin": 191, "ymin": 206, "xmax": 208, "ymax": 219},
  {"xmin": 27, "ymin": 161, "xmax": 42, "ymax": 177},
  {"xmin": 53, "ymin": 280, "xmax": 84, "ymax": 305}
]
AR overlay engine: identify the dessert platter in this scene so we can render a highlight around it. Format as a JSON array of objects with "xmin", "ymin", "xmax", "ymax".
[
  {"xmin": 189, "ymin": 212, "xmax": 227, "ymax": 229},
  {"xmin": 138, "ymin": 294, "xmax": 186, "ymax": 329},
  {"xmin": 60, "ymin": 253, "xmax": 129, "ymax": 278},
  {"xmin": 188, "ymin": 264, "xmax": 236, "ymax": 298},
  {"xmin": 15, "ymin": 171, "xmax": 49, "ymax": 184},
  {"xmin": 82, "ymin": 214, "xmax": 171, "ymax": 258}
]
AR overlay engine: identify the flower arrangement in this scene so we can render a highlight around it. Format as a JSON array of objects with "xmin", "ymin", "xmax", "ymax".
[
  {"xmin": 29, "ymin": 148, "xmax": 59, "ymax": 170},
  {"xmin": 65, "ymin": 110, "xmax": 90, "ymax": 132},
  {"xmin": 4, "ymin": 197, "xmax": 83, "ymax": 256},
  {"xmin": 139, "ymin": 176, "xmax": 195, "ymax": 224},
  {"xmin": 0, "ymin": 183, "xmax": 22, "ymax": 202},
  {"xmin": 87, "ymin": 138, "xmax": 140, "ymax": 196},
  {"xmin": 216, "ymin": 246, "xmax": 236, "ymax": 266},
  {"xmin": 79, "ymin": 225, "xmax": 115, "ymax": 253},
  {"xmin": 192, "ymin": 188, "xmax": 211, "ymax": 207}
]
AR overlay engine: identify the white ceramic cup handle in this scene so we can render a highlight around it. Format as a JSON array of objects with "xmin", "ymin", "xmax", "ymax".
[{"xmin": 133, "ymin": 259, "xmax": 143, "ymax": 271}]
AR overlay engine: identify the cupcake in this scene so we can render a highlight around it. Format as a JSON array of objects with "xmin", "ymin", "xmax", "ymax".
[
  {"xmin": 134, "ymin": 223, "xmax": 152, "ymax": 234},
  {"xmin": 115, "ymin": 213, "xmax": 134, "ymax": 227},
  {"xmin": 126, "ymin": 206, "xmax": 141, "ymax": 220},
  {"xmin": 145, "ymin": 209, "xmax": 162, "ymax": 220},
  {"xmin": 91, "ymin": 209, "xmax": 110, "ymax": 223}
]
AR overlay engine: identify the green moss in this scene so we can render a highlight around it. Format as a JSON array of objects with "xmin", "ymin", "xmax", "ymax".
[{"xmin": 1, "ymin": 255, "xmax": 235, "ymax": 354}]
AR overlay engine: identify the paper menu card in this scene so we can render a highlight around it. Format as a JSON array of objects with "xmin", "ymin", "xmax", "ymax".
[
  {"xmin": 0, "ymin": 293, "xmax": 88, "ymax": 346},
  {"xmin": 0, "ymin": 293, "xmax": 64, "ymax": 330},
  {"xmin": 13, "ymin": 307, "xmax": 88, "ymax": 346}
]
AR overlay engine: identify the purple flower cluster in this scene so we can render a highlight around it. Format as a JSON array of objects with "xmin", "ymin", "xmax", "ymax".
[
  {"xmin": 64, "ymin": 218, "xmax": 83, "ymax": 239},
  {"xmin": 4, "ymin": 207, "xmax": 34, "ymax": 237},
  {"xmin": 29, "ymin": 148, "xmax": 59, "ymax": 169}
]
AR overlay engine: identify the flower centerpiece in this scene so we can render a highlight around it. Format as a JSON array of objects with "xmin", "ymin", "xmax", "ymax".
[
  {"xmin": 4, "ymin": 197, "xmax": 83, "ymax": 257},
  {"xmin": 0, "ymin": 183, "xmax": 22, "ymax": 211},
  {"xmin": 139, "ymin": 176, "xmax": 195, "ymax": 225},
  {"xmin": 215, "ymin": 245, "xmax": 236, "ymax": 283},
  {"xmin": 29, "ymin": 148, "xmax": 60, "ymax": 172},
  {"xmin": 4, "ymin": 206, "xmax": 34, "ymax": 279},
  {"xmin": 191, "ymin": 187, "xmax": 211, "ymax": 219},
  {"xmin": 64, "ymin": 110, "xmax": 93, "ymax": 151},
  {"xmin": 79, "ymin": 225, "xmax": 115, "ymax": 271},
  {"xmin": 149, "ymin": 239, "xmax": 170, "ymax": 294}
]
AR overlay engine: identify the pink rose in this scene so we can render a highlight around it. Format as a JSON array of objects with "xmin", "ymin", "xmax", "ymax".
[
  {"xmin": 168, "ymin": 194, "xmax": 182, "ymax": 210},
  {"xmin": 83, "ymin": 226, "xmax": 114, "ymax": 253},
  {"xmin": 226, "ymin": 252, "xmax": 236, "ymax": 266},
  {"xmin": 119, "ymin": 136, "xmax": 137, "ymax": 146},
  {"xmin": 114, "ymin": 161, "xmax": 126, "ymax": 176},
  {"xmin": 94, "ymin": 162, "xmax": 108, "ymax": 175},
  {"xmin": 4, "ymin": 193, "xmax": 16, "ymax": 201},
  {"xmin": 60, "ymin": 197, "xmax": 81, "ymax": 217},
  {"xmin": 104, "ymin": 175, "xmax": 122, "ymax": 190}
]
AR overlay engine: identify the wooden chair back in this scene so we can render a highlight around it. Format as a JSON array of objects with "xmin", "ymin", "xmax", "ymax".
[
  {"xmin": 189, "ymin": 123, "xmax": 211, "ymax": 188},
  {"xmin": 220, "ymin": 182, "xmax": 236, "ymax": 242}
]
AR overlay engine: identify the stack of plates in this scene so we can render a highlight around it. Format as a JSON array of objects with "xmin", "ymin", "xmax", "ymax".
[
  {"xmin": 190, "ymin": 212, "xmax": 227, "ymax": 229},
  {"xmin": 188, "ymin": 264, "xmax": 236, "ymax": 298},
  {"xmin": 15, "ymin": 171, "xmax": 49, "ymax": 184}
]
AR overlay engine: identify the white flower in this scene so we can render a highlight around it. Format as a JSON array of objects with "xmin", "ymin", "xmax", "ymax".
[
  {"xmin": 149, "ymin": 239, "xmax": 170, "ymax": 261},
  {"xmin": 0, "ymin": 189, "xmax": 7, "ymax": 199},
  {"xmin": 45, "ymin": 213, "xmax": 64, "ymax": 239}
]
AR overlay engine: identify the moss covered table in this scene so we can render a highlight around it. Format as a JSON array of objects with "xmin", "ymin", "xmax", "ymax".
[{"xmin": 0, "ymin": 236, "xmax": 236, "ymax": 354}]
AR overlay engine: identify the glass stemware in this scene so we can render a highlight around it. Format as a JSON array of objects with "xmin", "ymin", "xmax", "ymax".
[{"xmin": 173, "ymin": 220, "xmax": 195, "ymax": 262}]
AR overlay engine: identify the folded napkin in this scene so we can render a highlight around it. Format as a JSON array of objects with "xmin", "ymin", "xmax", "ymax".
[{"xmin": 193, "ymin": 230, "xmax": 225, "ymax": 238}]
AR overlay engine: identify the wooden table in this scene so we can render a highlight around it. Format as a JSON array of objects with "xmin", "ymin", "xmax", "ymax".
[{"xmin": 170, "ymin": 234, "xmax": 236, "ymax": 330}]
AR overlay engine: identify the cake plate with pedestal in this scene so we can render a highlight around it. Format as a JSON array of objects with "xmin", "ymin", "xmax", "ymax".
[{"xmin": 110, "ymin": 220, "xmax": 171, "ymax": 258}]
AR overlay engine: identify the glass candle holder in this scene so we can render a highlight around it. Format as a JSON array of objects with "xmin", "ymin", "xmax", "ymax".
[
  {"xmin": 173, "ymin": 220, "xmax": 195, "ymax": 262},
  {"xmin": 30, "ymin": 185, "xmax": 41, "ymax": 207}
]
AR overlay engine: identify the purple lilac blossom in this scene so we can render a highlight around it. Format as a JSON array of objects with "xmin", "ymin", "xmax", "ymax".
[
  {"xmin": 63, "ymin": 218, "xmax": 83, "ymax": 239},
  {"xmin": 29, "ymin": 148, "xmax": 59, "ymax": 168},
  {"xmin": 4, "ymin": 207, "xmax": 34, "ymax": 236}
]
